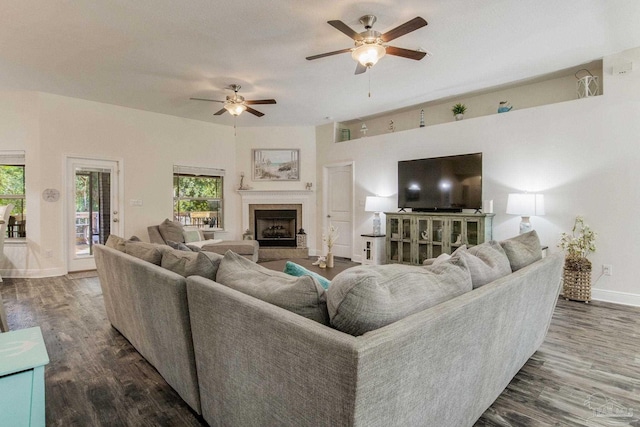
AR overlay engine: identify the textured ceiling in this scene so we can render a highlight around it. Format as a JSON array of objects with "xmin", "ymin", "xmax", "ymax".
[{"xmin": 1, "ymin": 0, "xmax": 639, "ymax": 127}]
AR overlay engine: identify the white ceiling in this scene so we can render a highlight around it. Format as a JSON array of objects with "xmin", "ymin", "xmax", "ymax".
[{"xmin": 1, "ymin": 0, "xmax": 639, "ymax": 127}]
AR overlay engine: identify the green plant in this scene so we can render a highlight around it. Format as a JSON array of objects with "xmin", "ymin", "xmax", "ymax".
[
  {"xmin": 451, "ymin": 103, "xmax": 467, "ymax": 115},
  {"xmin": 558, "ymin": 216, "xmax": 597, "ymax": 258}
]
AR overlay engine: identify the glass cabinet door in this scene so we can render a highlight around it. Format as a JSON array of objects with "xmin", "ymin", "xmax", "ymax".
[
  {"xmin": 450, "ymin": 219, "xmax": 464, "ymax": 251},
  {"xmin": 415, "ymin": 217, "xmax": 430, "ymax": 265},
  {"xmin": 465, "ymin": 219, "xmax": 480, "ymax": 246},
  {"xmin": 431, "ymin": 218, "xmax": 445, "ymax": 258}
]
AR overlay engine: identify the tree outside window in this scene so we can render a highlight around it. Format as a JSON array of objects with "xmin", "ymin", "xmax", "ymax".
[
  {"xmin": 173, "ymin": 174, "xmax": 223, "ymax": 228},
  {"xmin": 0, "ymin": 165, "xmax": 26, "ymax": 238}
]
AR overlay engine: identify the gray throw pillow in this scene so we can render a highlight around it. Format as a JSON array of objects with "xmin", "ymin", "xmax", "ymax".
[
  {"xmin": 166, "ymin": 240, "xmax": 192, "ymax": 251},
  {"xmin": 457, "ymin": 241, "xmax": 512, "ymax": 288},
  {"xmin": 105, "ymin": 234, "xmax": 127, "ymax": 252},
  {"xmin": 124, "ymin": 241, "xmax": 169, "ymax": 265},
  {"xmin": 216, "ymin": 250, "xmax": 329, "ymax": 325},
  {"xmin": 186, "ymin": 244, "xmax": 202, "ymax": 252},
  {"xmin": 158, "ymin": 218, "xmax": 185, "ymax": 244},
  {"xmin": 500, "ymin": 230, "xmax": 542, "ymax": 272},
  {"xmin": 161, "ymin": 249, "xmax": 221, "ymax": 280},
  {"xmin": 327, "ymin": 258, "xmax": 472, "ymax": 336}
]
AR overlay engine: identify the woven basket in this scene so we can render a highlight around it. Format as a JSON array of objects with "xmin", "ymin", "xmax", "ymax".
[{"xmin": 562, "ymin": 256, "xmax": 592, "ymax": 302}]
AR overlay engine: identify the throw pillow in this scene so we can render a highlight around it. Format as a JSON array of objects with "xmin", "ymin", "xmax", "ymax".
[
  {"xmin": 216, "ymin": 251, "xmax": 329, "ymax": 325},
  {"xmin": 283, "ymin": 261, "xmax": 331, "ymax": 290},
  {"xmin": 457, "ymin": 241, "xmax": 512, "ymax": 288},
  {"xmin": 124, "ymin": 241, "xmax": 169, "ymax": 265},
  {"xmin": 105, "ymin": 234, "xmax": 127, "ymax": 252},
  {"xmin": 161, "ymin": 249, "xmax": 221, "ymax": 280},
  {"xmin": 166, "ymin": 240, "xmax": 192, "ymax": 251},
  {"xmin": 128, "ymin": 235, "xmax": 142, "ymax": 242},
  {"xmin": 500, "ymin": 230, "xmax": 542, "ymax": 272},
  {"xmin": 158, "ymin": 218, "xmax": 185, "ymax": 244},
  {"xmin": 186, "ymin": 244, "xmax": 202, "ymax": 252},
  {"xmin": 327, "ymin": 258, "xmax": 472, "ymax": 336},
  {"xmin": 183, "ymin": 229, "xmax": 204, "ymax": 243}
]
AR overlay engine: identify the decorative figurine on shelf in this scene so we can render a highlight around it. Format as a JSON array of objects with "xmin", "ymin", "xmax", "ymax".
[
  {"xmin": 498, "ymin": 101, "xmax": 513, "ymax": 113},
  {"xmin": 360, "ymin": 123, "xmax": 368, "ymax": 137},
  {"xmin": 420, "ymin": 109, "xmax": 425, "ymax": 127},
  {"xmin": 305, "ymin": 182, "xmax": 312, "ymax": 191},
  {"xmin": 388, "ymin": 120, "xmax": 395, "ymax": 133},
  {"xmin": 238, "ymin": 172, "xmax": 252, "ymax": 190}
]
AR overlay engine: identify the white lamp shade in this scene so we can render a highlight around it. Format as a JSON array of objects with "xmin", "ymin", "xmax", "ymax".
[
  {"xmin": 365, "ymin": 196, "xmax": 393, "ymax": 213},
  {"xmin": 224, "ymin": 103, "xmax": 247, "ymax": 116},
  {"xmin": 351, "ymin": 44, "xmax": 386, "ymax": 67},
  {"xmin": 506, "ymin": 193, "xmax": 545, "ymax": 216}
]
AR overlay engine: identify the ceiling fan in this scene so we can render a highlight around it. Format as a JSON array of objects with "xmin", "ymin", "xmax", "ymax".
[
  {"xmin": 306, "ymin": 15, "xmax": 428, "ymax": 74},
  {"xmin": 190, "ymin": 84, "xmax": 276, "ymax": 117}
]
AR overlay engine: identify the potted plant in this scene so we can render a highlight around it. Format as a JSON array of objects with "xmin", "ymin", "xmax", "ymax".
[
  {"xmin": 452, "ymin": 103, "xmax": 467, "ymax": 121},
  {"xmin": 322, "ymin": 223, "xmax": 339, "ymax": 268},
  {"xmin": 558, "ymin": 216, "xmax": 597, "ymax": 302}
]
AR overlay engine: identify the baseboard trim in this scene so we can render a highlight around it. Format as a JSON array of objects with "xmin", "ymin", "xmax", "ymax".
[
  {"xmin": 591, "ymin": 288, "xmax": 640, "ymax": 307},
  {"xmin": 0, "ymin": 267, "xmax": 67, "ymax": 279}
]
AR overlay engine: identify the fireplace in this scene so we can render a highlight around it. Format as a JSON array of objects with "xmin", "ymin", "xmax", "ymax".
[{"xmin": 254, "ymin": 209, "xmax": 297, "ymax": 247}]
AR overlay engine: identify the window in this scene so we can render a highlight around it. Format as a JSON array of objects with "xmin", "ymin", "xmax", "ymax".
[
  {"xmin": 173, "ymin": 165, "xmax": 224, "ymax": 229},
  {"xmin": 0, "ymin": 151, "xmax": 26, "ymax": 238}
]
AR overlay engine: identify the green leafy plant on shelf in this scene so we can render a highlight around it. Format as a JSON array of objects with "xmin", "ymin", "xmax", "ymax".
[{"xmin": 451, "ymin": 103, "xmax": 467, "ymax": 115}]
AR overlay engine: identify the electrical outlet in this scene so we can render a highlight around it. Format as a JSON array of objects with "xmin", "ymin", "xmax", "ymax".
[{"xmin": 602, "ymin": 264, "xmax": 613, "ymax": 276}]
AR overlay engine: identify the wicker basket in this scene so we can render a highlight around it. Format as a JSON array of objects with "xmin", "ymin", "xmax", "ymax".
[{"xmin": 562, "ymin": 256, "xmax": 592, "ymax": 302}]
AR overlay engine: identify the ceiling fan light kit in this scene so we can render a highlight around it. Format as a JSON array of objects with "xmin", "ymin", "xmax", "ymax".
[
  {"xmin": 352, "ymin": 43, "xmax": 386, "ymax": 68},
  {"xmin": 224, "ymin": 102, "xmax": 247, "ymax": 116},
  {"xmin": 190, "ymin": 84, "xmax": 276, "ymax": 118}
]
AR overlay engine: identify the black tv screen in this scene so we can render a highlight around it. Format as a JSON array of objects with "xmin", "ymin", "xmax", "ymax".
[{"xmin": 397, "ymin": 153, "xmax": 482, "ymax": 212}]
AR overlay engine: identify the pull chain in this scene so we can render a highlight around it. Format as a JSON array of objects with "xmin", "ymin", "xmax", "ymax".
[{"xmin": 368, "ymin": 69, "xmax": 372, "ymax": 98}]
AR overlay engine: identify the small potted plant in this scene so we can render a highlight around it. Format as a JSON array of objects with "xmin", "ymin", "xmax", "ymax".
[{"xmin": 452, "ymin": 103, "xmax": 467, "ymax": 121}]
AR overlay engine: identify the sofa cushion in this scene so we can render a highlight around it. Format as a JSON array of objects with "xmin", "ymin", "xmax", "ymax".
[
  {"xmin": 161, "ymin": 249, "xmax": 222, "ymax": 280},
  {"xmin": 283, "ymin": 261, "xmax": 331, "ymax": 290},
  {"xmin": 327, "ymin": 258, "xmax": 472, "ymax": 336},
  {"xmin": 458, "ymin": 241, "xmax": 512, "ymax": 288},
  {"xmin": 500, "ymin": 230, "xmax": 542, "ymax": 272},
  {"xmin": 159, "ymin": 218, "xmax": 185, "ymax": 244},
  {"xmin": 124, "ymin": 241, "xmax": 169, "ymax": 265},
  {"xmin": 216, "ymin": 251, "xmax": 329, "ymax": 324},
  {"xmin": 105, "ymin": 234, "xmax": 127, "ymax": 252}
]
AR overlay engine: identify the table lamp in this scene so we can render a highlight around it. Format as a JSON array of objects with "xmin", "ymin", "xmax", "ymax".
[{"xmin": 506, "ymin": 193, "xmax": 545, "ymax": 234}]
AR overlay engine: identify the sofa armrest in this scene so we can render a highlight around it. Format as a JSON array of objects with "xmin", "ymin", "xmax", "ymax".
[{"xmin": 147, "ymin": 225, "xmax": 165, "ymax": 244}]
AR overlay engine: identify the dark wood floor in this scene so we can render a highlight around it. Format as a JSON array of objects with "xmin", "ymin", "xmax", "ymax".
[{"xmin": 1, "ymin": 267, "xmax": 639, "ymax": 426}]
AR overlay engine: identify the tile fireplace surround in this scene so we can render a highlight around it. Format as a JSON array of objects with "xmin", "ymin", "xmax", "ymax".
[{"xmin": 238, "ymin": 190, "xmax": 316, "ymax": 256}]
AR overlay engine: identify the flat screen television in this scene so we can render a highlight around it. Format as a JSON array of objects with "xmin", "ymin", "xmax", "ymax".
[{"xmin": 397, "ymin": 153, "xmax": 482, "ymax": 212}]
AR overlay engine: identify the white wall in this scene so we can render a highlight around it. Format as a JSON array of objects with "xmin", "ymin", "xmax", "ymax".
[
  {"xmin": 0, "ymin": 91, "xmax": 236, "ymax": 276},
  {"xmin": 316, "ymin": 48, "xmax": 640, "ymax": 305}
]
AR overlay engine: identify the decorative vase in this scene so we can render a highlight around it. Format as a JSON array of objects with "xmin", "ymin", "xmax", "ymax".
[
  {"xmin": 327, "ymin": 252, "xmax": 334, "ymax": 268},
  {"xmin": 455, "ymin": 113, "xmax": 464, "ymax": 121},
  {"xmin": 562, "ymin": 256, "xmax": 592, "ymax": 303}
]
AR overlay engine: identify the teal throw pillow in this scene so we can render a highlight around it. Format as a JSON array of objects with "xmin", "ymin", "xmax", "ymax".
[{"xmin": 284, "ymin": 261, "xmax": 331, "ymax": 290}]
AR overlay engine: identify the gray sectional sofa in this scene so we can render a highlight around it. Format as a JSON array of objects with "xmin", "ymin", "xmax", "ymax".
[{"xmin": 94, "ymin": 231, "xmax": 564, "ymax": 427}]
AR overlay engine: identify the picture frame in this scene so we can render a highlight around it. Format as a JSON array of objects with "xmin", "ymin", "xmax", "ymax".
[{"xmin": 252, "ymin": 149, "xmax": 300, "ymax": 181}]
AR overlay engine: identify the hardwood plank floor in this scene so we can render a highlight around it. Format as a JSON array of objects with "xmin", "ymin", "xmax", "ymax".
[{"xmin": 1, "ymin": 273, "xmax": 639, "ymax": 426}]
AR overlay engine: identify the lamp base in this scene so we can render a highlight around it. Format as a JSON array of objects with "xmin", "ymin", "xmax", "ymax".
[
  {"xmin": 372, "ymin": 212, "xmax": 381, "ymax": 236},
  {"xmin": 519, "ymin": 216, "xmax": 532, "ymax": 234}
]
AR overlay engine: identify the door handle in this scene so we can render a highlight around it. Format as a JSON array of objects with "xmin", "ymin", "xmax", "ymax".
[
  {"xmin": 113, "ymin": 218, "xmax": 119, "ymax": 222},
  {"xmin": 113, "ymin": 211, "xmax": 118, "ymax": 215}
]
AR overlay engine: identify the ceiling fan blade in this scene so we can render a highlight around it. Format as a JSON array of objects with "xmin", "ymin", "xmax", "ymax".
[
  {"xmin": 306, "ymin": 48, "xmax": 352, "ymax": 61},
  {"xmin": 190, "ymin": 97, "xmax": 224, "ymax": 103},
  {"xmin": 354, "ymin": 62, "xmax": 367, "ymax": 75},
  {"xmin": 213, "ymin": 108, "xmax": 227, "ymax": 116},
  {"xmin": 385, "ymin": 46, "xmax": 427, "ymax": 61},
  {"xmin": 245, "ymin": 99, "xmax": 277, "ymax": 105},
  {"xmin": 245, "ymin": 106, "xmax": 265, "ymax": 117},
  {"xmin": 327, "ymin": 20, "xmax": 362, "ymax": 40},
  {"xmin": 380, "ymin": 17, "xmax": 427, "ymax": 42}
]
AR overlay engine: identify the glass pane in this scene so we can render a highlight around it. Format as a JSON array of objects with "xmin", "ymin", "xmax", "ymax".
[
  {"xmin": 451, "ymin": 220, "xmax": 463, "ymax": 247},
  {"xmin": 467, "ymin": 221, "xmax": 479, "ymax": 246},
  {"xmin": 389, "ymin": 241, "xmax": 399, "ymax": 262},
  {"xmin": 402, "ymin": 218, "xmax": 411, "ymax": 239},
  {"xmin": 176, "ymin": 175, "xmax": 222, "ymax": 198},
  {"xmin": 432, "ymin": 244, "xmax": 443, "ymax": 258},
  {"xmin": 417, "ymin": 243, "xmax": 428, "ymax": 264},
  {"xmin": 402, "ymin": 242, "xmax": 411, "ymax": 263},
  {"xmin": 432, "ymin": 220, "xmax": 444, "ymax": 242},
  {"xmin": 75, "ymin": 171, "xmax": 110, "ymax": 257},
  {"xmin": 389, "ymin": 218, "xmax": 399, "ymax": 239},
  {"xmin": 0, "ymin": 165, "xmax": 25, "ymax": 195},
  {"xmin": 417, "ymin": 219, "xmax": 428, "ymax": 241}
]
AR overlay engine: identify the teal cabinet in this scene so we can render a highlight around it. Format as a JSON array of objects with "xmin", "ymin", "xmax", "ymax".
[{"xmin": 0, "ymin": 327, "xmax": 50, "ymax": 426}]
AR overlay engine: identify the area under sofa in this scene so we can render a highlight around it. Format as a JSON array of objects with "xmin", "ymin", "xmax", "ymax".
[{"xmin": 94, "ymin": 233, "xmax": 563, "ymax": 427}]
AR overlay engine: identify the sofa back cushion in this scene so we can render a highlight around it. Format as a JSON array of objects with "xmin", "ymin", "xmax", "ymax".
[
  {"xmin": 124, "ymin": 241, "xmax": 169, "ymax": 265},
  {"xmin": 159, "ymin": 218, "xmax": 185, "ymax": 244},
  {"xmin": 458, "ymin": 241, "xmax": 512, "ymax": 288},
  {"xmin": 216, "ymin": 251, "xmax": 329, "ymax": 325},
  {"xmin": 500, "ymin": 230, "xmax": 542, "ymax": 271},
  {"xmin": 161, "ymin": 249, "xmax": 222, "ymax": 280},
  {"xmin": 105, "ymin": 234, "xmax": 127, "ymax": 252},
  {"xmin": 326, "ymin": 258, "xmax": 472, "ymax": 336}
]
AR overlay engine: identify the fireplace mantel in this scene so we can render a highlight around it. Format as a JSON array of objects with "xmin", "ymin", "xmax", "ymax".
[{"xmin": 237, "ymin": 190, "xmax": 313, "ymax": 197}]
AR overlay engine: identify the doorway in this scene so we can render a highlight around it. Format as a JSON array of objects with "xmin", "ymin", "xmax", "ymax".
[
  {"xmin": 323, "ymin": 162, "xmax": 354, "ymax": 259},
  {"xmin": 66, "ymin": 157, "xmax": 122, "ymax": 272}
]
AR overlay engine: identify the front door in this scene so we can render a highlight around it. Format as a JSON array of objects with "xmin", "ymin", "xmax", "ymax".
[
  {"xmin": 324, "ymin": 163, "xmax": 353, "ymax": 259},
  {"xmin": 66, "ymin": 157, "xmax": 122, "ymax": 272}
]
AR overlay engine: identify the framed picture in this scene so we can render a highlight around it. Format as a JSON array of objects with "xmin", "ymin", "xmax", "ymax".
[{"xmin": 252, "ymin": 149, "xmax": 300, "ymax": 181}]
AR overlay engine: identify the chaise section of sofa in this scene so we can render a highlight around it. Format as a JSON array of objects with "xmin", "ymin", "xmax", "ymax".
[
  {"xmin": 186, "ymin": 252, "xmax": 564, "ymax": 427},
  {"xmin": 94, "ymin": 244, "xmax": 201, "ymax": 414}
]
